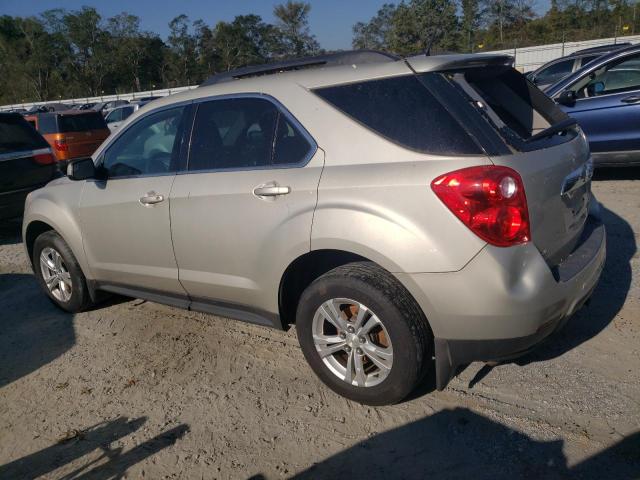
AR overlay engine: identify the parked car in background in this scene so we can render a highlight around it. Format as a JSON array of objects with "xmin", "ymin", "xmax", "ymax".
[
  {"xmin": 546, "ymin": 43, "xmax": 640, "ymax": 166},
  {"xmin": 104, "ymin": 104, "xmax": 141, "ymax": 132},
  {"xmin": 25, "ymin": 110, "xmax": 110, "ymax": 165},
  {"xmin": 23, "ymin": 51, "xmax": 604, "ymax": 405},
  {"xmin": 131, "ymin": 96, "xmax": 163, "ymax": 103},
  {"xmin": 0, "ymin": 113, "xmax": 58, "ymax": 219},
  {"xmin": 527, "ymin": 43, "xmax": 631, "ymax": 91}
]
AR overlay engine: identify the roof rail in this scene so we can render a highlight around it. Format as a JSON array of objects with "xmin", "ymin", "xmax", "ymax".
[{"xmin": 200, "ymin": 50, "xmax": 400, "ymax": 87}]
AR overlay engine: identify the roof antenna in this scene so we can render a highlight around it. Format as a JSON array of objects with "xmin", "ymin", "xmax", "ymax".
[{"xmin": 424, "ymin": 28, "xmax": 442, "ymax": 56}]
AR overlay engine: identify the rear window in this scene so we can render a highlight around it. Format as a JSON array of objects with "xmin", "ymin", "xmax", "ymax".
[
  {"xmin": 0, "ymin": 114, "xmax": 49, "ymax": 154},
  {"xmin": 452, "ymin": 67, "xmax": 573, "ymax": 150},
  {"xmin": 58, "ymin": 112, "xmax": 107, "ymax": 133},
  {"xmin": 314, "ymin": 75, "xmax": 482, "ymax": 155}
]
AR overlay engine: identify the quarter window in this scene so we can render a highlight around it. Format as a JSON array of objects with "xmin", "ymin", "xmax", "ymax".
[
  {"xmin": 102, "ymin": 106, "xmax": 185, "ymax": 178},
  {"xmin": 315, "ymin": 75, "xmax": 481, "ymax": 154},
  {"xmin": 533, "ymin": 59, "xmax": 574, "ymax": 86}
]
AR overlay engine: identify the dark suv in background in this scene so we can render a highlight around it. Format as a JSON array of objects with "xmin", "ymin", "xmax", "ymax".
[{"xmin": 0, "ymin": 113, "xmax": 58, "ymax": 220}]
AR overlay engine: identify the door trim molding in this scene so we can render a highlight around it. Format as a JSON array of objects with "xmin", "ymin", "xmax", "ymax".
[{"xmin": 94, "ymin": 282, "xmax": 285, "ymax": 330}]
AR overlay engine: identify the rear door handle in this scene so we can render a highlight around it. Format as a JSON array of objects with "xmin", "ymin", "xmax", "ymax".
[
  {"xmin": 139, "ymin": 192, "xmax": 165, "ymax": 205},
  {"xmin": 621, "ymin": 95, "xmax": 640, "ymax": 103},
  {"xmin": 253, "ymin": 185, "xmax": 291, "ymax": 197}
]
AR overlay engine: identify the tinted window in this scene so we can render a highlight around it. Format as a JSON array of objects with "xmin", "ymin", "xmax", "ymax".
[
  {"xmin": 534, "ymin": 59, "xmax": 574, "ymax": 85},
  {"xmin": 103, "ymin": 106, "xmax": 185, "ymax": 178},
  {"xmin": 462, "ymin": 67, "xmax": 566, "ymax": 141},
  {"xmin": 579, "ymin": 55, "xmax": 600, "ymax": 68},
  {"xmin": 273, "ymin": 116, "xmax": 312, "ymax": 165},
  {"xmin": 189, "ymin": 98, "xmax": 278, "ymax": 171},
  {"xmin": 315, "ymin": 75, "xmax": 481, "ymax": 154},
  {"xmin": 0, "ymin": 114, "xmax": 49, "ymax": 154},
  {"xmin": 121, "ymin": 106, "xmax": 135, "ymax": 120},
  {"xmin": 58, "ymin": 112, "xmax": 107, "ymax": 132},
  {"xmin": 105, "ymin": 109, "xmax": 122, "ymax": 123},
  {"xmin": 580, "ymin": 54, "xmax": 640, "ymax": 96}
]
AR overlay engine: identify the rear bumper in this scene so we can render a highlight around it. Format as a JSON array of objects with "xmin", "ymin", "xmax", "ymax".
[{"xmin": 396, "ymin": 215, "xmax": 606, "ymax": 390}]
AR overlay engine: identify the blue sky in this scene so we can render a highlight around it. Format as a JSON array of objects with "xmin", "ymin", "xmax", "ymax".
[{"xmin": 2, "ymin": 0, "xmax": 552, "ymax": 51}]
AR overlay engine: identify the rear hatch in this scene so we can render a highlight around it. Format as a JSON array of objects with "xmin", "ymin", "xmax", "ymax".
[
  {"xmin": 55, "ymin": 112, "xmax": 110, "ymax": 159},
  {"xmin": 407, "ymin": 55, "xmax": 592, "ymax": 266}
]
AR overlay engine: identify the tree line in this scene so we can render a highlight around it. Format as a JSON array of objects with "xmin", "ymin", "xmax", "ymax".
[{"xmin": 1, "ymin": 0, "xmax": 639, "ymax": 105}]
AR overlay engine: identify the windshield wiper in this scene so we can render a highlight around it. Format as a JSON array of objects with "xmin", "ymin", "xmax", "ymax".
[{"xmin": 525, "ymin": 118, "xmax": 577, "ymax": 143}]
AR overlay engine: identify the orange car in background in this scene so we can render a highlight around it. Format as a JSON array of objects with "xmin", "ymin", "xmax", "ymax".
[{"xmin": 25, "ymin": 110, "xmax": 110, "ymax": 164}]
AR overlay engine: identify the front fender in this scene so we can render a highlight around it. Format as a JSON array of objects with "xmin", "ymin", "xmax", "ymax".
[{"xmin": 22, "ymin": 181, "xmax": 90, "ymax": 278}]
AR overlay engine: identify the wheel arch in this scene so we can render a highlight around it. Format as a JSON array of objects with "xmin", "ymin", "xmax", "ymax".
[{"xmin": 278, "ymin": 249, "xmax": 432, "ymax": 332}]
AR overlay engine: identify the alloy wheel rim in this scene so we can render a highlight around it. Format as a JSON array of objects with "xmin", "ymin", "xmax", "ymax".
[
  {"xmin": 39, "ymin": 247, "xmax": 72, "ymax": 302},
  {"xmin": 312, "ymin": 298, "xmax": 393, "ymax": 388}
]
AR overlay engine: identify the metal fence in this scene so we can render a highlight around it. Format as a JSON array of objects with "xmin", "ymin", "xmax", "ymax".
[
  {"xmin": 0, "ymin": 85, "xmax": 198, "ymax": 112},
  {"xmin": 487, "ymin": 34, "xmax": 640, "ymax": 72}
]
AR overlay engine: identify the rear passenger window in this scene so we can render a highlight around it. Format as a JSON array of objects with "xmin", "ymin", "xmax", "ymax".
[
  {"xmin": 273, "ymin": 116, "xmax": 313, "ymax": 165},
  {"xmin": 188, "ymin": 98, "xmax": 278, "ymax": 171},
  {"xmin": 188, "ymin": 97, "xmax": 314, "ymax": 171},
  {"xmin": 314, "ymin": 75, "xmax": 482, "ymax": 155}
]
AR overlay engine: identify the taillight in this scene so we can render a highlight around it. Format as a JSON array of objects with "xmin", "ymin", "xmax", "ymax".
[
  {"xmin": 53, "ymin": 139, "xmax": 68, "ymax": 152},
  {"xmin": 33, "ymin": 151, "xmax": 56, "ymax": 165},
  {"xmin": 431, "ymin": 166, "xmax": 530, "ymax": 247}
]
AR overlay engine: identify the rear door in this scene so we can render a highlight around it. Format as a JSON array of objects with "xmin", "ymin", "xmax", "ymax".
[
  {"xmin": 556, "ymin": 51, "xmax": 640, "ymax": 156},
  {"xmin": 169, "ymin": 95, "xmax": 322, "ymax": 317}
]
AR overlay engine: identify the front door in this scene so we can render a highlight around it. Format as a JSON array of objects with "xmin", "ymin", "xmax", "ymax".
[
  {"xmin": 78, "ymin": 105, "xmax": 189, "ymax": 296},
  {"xmin": 559, "ymin": 52, "xmax": 640, "ymax": 157}
]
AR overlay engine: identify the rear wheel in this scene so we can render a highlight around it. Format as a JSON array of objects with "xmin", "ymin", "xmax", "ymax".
[
  {"xmin": 296, "ymin": 262, "xmax": 433, "ymax": 405},
  {"xmin": 33, "ymin": 230, "xmax": 93, "ymax": 313}
]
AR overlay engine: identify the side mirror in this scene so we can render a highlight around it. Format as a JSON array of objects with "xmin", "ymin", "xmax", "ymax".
[
  {"xmin": 557, "ymin": 90, "xmax": 577, "ymax": 107},
  {"xmin": 66, "ymin": 157, "xmax": 97, "ymax": 181}
]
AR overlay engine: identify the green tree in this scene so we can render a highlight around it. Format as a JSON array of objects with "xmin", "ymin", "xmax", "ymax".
[
  {"xmin": 460, "ymin": 0, "xmax": 480, "ymax": 52},
  {"xmin": 352, "ymin": 3, "xmax": 398, "ymax": 49},
  {"xmin": 273, "ymin": 1, "xmax": 319, "ymax": 57}
]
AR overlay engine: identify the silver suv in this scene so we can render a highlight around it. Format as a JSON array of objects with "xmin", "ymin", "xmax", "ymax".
[{"xmin": 23, "ymin": 52, "xmax": 606, "ymax": 405}]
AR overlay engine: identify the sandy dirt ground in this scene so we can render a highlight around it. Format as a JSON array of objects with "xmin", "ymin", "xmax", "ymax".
[{"xmin": 0, "ymin": 169, "xmax": 638, "ymax": 480}]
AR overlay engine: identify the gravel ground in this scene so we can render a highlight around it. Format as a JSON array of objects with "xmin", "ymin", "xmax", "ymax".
[{"xmin": 0, "ymin": 169, "xmax": 638, "ymax": 480}]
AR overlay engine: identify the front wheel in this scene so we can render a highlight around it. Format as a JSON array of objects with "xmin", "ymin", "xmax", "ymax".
[
  {"xmin": 33, "ymin": 230, "xmax": 93, "ymax": 313},
  {"xmin": 296, "ymin": 262, "xmax": 433, "ymax": 405}
]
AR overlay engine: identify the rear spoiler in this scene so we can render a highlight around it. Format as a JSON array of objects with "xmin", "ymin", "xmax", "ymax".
[{"xmin": 405, "ymin": 54, "xmax": 514, "ymax": 73}]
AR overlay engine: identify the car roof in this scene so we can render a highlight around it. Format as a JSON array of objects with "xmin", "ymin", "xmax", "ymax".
[
  {"xmin": 145, "ymin": 52, "xmax": 512, "ymax": 113},
  {"xmin": 546, "ymin": 43, "xmax": 640, "ymax": 96}
]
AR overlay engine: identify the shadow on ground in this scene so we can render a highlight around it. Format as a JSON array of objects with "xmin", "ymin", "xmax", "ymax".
[
  {"xmin": 0, "ymin": 416, "xmax": 189, "ymax": 479},
  {"xmin": 0, "ymin": 218, "xmax": 22, "ymax": 246},
  {"xmin": 0, "ymin": 273, "xmax": 76, "ymax": 388},
  {"xmin": 289, "ymin": 408, "xmax": 640, "ymax": 480}
]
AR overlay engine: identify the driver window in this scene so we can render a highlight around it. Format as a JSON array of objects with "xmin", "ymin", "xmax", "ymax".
[
  {"xmin": 103, "ymin": 106, "xmax": 185, "ymax": 178},
  {"xmin": 576, "ymin": 54, "xmax": 640, "ymax": 98}
]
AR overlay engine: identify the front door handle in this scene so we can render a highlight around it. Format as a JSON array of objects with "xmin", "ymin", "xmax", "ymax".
[
  {"xmin": 139, "ymin": 191, "xmax": 165, "ymax": 205},
  {"xmin": 621, "ymin": 95, "xmax": 640, "ymax": 103},
  {"xmin": 253, "ymin": 185, "xmax": 291, "ymax": 197}
]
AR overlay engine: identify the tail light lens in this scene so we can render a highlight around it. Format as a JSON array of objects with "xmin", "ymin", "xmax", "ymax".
[
  {"xmin": 33, "ymin": 151, "xmax": 56, "ymax": 165},
  {"xmin": 53, "ymin": 139, "xmax": 68, "ymax": 152},
  {"xmin": 431, "ymin": 166, "xmax": 530, "ymax": 247}
]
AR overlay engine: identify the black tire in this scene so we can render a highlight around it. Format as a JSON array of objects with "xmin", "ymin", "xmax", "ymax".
[
  {"xmin": 33, "ymin": 230, "xmax": 93, "ymax": 313},
  {"xmin": 296, "ymin": 262, "xmax": 433, "ymax": 405}
]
